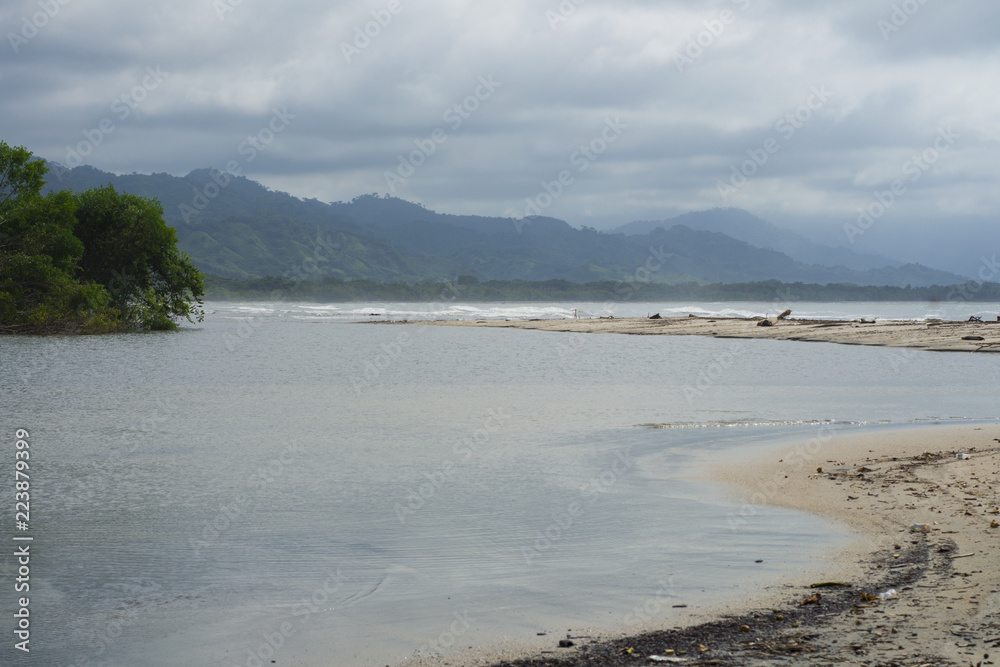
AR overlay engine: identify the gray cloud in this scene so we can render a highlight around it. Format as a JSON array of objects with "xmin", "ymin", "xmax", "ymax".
[{"xmin": 4, "ymin": 0, "xmax": 998, "ymax": 268}]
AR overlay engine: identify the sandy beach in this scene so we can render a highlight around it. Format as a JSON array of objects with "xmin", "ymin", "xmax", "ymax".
[
  {"xmin": 378, "ymin": 315, "xmax": 1000, "ymax": 353},
  {"xmin": 413, "ymin": 422, "xmax": 1000, "ymax": 666}
]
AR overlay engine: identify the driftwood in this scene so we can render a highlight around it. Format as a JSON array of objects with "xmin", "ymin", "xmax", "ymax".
[
  {"xmin": 649, "ymin": 313, "xmax": 662, "ymax": 320},
  {"xmin": 757, "ymin": 318, "xmax": 774, "ymax": 327},
  {"xmin": 778, "ymin": 309, "xmax": 792, "ymax": 320}
]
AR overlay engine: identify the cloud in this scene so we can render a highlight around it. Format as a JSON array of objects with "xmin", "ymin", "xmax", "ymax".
[{"xmin": 4, "ymin": 0, "xmax": 998, "ymax": 256}]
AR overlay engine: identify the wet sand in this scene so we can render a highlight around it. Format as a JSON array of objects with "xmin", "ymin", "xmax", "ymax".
[
  {"xmin": 377, "ymin": 315, "xmax": 1000, "ymax": 353},
  {"xmin": 410, "ymin": 422, "xmax": 1000, "ymax": 666}
]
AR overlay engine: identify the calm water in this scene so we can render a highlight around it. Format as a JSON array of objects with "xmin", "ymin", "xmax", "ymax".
[{"xmin": 1, "ymin": 301, "xmax": 999, "ymax": 666}]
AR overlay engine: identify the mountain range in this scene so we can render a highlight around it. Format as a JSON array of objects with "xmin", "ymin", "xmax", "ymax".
[{"xmin": 43, "ymin": 164, "xmax": 968, "ymax": 287}]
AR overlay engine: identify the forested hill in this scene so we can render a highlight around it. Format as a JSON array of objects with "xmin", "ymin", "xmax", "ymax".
[
  {"xmin": 44, "ymin": 164, "xmax": 967, "ymax": 287},
  {"xmin": 613, "ymin": 208, "xmax": 901, "ymax": 273}
]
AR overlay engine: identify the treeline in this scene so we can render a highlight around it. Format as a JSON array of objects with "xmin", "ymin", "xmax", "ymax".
[
  {"xmin": 204, "ymin": 274, "xmax": 1000, "ymax": 303},
  {"xmin": 0, "ymin": 142, "xmax": 204, "ymax": 333}
]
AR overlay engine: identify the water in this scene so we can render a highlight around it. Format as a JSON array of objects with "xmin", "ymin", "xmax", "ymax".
[
  {"xmin": 1, "ymin": 301, "xmax": 999, "ymax": 666},
  {"xmin": 210, "ymin": 299, "xmax": 1000, "ymax": 323}
]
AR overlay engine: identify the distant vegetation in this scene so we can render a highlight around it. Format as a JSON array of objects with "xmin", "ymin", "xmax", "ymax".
[
  {"xmin": 204, "ymin": 274, "xmax": 1000, "ymax": 304},
  {"xmin": 45, "ymin": 165, "xmax": 968, "ymax": 289},
  {"xmin": 0, "ymin": 142, "xmax": 204, "ymax": 333},
  {"xmin": 25, "ymin": 161, "xmax": 995, "ymax": 325}
]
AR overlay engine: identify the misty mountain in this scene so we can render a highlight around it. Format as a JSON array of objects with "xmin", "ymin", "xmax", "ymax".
[
  {"xmin": 613, "ymin": 208, "xmax": 904, "ymax": 273},
  {"xmin": 44, "ymin": 164, "xmax": 967, "ymax": 287}
]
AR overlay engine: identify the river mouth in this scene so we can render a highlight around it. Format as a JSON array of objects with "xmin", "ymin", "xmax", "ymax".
[{"xmin": 2, "ymin": 302, "xmax": 998, "ymax": 666}]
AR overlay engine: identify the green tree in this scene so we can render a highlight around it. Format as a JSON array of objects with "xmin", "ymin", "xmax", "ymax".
[
  {"xmin": 1, "ymin": 141, "xmax": 204, "ymax": 333},
  {"xmin": 73, "ymin": 185, "xmax": 205, "ymax": 330},
  {"xmin": 0, "ymin": 141, "xmax": 47, "ymax": 224},
  {"xmin": 0, "ymin": 147, "xmax": 110, "ymax": 330}
]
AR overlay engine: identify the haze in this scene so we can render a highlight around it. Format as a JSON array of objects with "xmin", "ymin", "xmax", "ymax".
[{"xmin": 4, "ymin": 0, "xmax": 997, "ymax": 273}]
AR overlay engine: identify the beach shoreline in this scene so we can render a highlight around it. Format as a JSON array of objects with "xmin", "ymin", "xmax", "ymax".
[
  {"xmin": 371, "ymin": 315, "xmax": 1000, "ymax": 353},
  {"xmin": 408, "ymin": 421, "xmax": 1000, "ymax": 666}
]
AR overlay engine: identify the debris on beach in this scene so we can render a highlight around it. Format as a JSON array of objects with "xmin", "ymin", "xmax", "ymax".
[
  {"xmin": 481, "ymin": 439, "xmax": 1000, "ymax": 667},
  {"xmin": 877, "ymin": 588, "xmax": 898, "ymax": 600},
  {"xmin": 778, "ymin": 309, "xmax": 792, "ymax": 320},
  {"xmin": 649, "ymin": 313, "xmax": 662, "ymax": 319},
  {"xmin": 756, "ymin": 318, "xmax": 774, "ymax": 327}
]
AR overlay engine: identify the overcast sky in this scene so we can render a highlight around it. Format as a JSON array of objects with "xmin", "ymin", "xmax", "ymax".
[{"xmin": 3, "ymin": 0, "xmax": 998, "ymax": 263}]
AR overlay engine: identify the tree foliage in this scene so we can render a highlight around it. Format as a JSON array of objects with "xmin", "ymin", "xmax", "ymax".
[
  {"xmin": 0, "ymin": 142, "xmax": 204, "ymax": 333},
  {"xmin": 73, "ymin": 186, "xmax": 204, "ymax": 330},
  {"xmin": 0, "ymin": 140, "xmax": 48, "ymax": 220}
]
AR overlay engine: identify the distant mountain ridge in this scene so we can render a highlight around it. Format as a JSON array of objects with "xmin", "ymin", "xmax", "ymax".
[
  {"xmin": 613, "ymin": 208, "xmax": 902, "ymax": 272},
  {"xmin": 43, "ymin": 164, "xmax": 967, "ymax": 287}
]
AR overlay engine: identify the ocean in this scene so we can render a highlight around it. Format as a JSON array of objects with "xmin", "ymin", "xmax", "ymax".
[{"xmin": 2, "ymin": 300, "xmax": 999, "ymax": 666}]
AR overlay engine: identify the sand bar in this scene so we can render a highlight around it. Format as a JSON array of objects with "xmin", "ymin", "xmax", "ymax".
[
  {"xmin": 707, "ymin": 422, "xmax": 1000, "ymax": 665},
  {"xmin": 412, "ymin": 422, "xmax": 1000, "ymax": 666},
  {"xmin": 376, "ymin": 315, "xmax": 1000, "ymax": 353}
]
